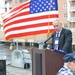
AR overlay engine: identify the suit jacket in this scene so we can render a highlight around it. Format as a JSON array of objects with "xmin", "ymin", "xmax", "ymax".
[{"xmin": 50, "ymin": 28, "xmax": 73, "ymax": 53}]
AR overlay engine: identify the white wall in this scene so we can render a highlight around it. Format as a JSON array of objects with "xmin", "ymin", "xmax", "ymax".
[{"xmin": 0, "ymin": 0, "xmax": 5, "ymax": 13}]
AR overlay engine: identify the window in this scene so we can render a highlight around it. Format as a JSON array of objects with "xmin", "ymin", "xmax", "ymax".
[
  {"xmin": 19, "ymin": 0, "xmax": 23, "ymax": 3},
  {"xmin": 9, "ymin": 7, "xmax": 12, "ymax": 10},
  {"xmin": 15, "ymin": 0, "xmax": 17, "ymax": 3},
  {"xmin": 64, "ymin": 13, "xmax": 67, "ymax": 18},
  {"xmin": 72, "ymin": 45, "xmax": 75, "ymax": 51},
  {"xmin": 64, "ymin": 23, "xmax": 68, "ymax": 28},
  {"xmin": 5, "ymin": 8, "xmax": 7, "ymax": 12},
  {"xmin": 64, "ymin": 3, "xmax": 67, "ymax": 8},
  {"xmin": 0, "ymin": 23, "xmax": 3, "ymax": 31},
  {"xmin": 5, "ymin": 1, "xmax": 7, "ymax": 4}
]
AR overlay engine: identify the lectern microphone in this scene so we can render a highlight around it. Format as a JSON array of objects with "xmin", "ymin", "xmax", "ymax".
[{"xmin": 44, "ymin": 34, "xmax": 54, "ymax": 44}]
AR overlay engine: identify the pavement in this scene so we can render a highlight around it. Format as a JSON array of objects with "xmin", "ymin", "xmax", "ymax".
[
  {"xmin": 6, "ymin": 65, "xmax": 32, "ymax": 75},
  {"xmin": 0, "ymin": 44, "xmax": 33, "ymax": 75}
]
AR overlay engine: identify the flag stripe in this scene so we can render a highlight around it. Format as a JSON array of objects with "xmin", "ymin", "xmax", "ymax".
[
  {"xmin": 5, "ymin": 30, "xmax": 50, "ymax": 40},
  {"xmin": 5, "ymin": 26, "xmax": 54, "ymax": 38},
  {"xmin": 4, "ymin": 10, "xmax": 58, "ymax": 25},
  {"xmin": 6, "ymin": 29, "xmax": 55, "ymax": 40},
  {"xmin": 3, "ymin": 1, "xmax": 30, "ymax": 19},
  {"xmin": 4, "ymin": 17, "xmax": 58, "ymax": 32},
  {"xmin": 4, "ymin": 11, "xmax": 58, "ymax": 31},
  {"xmin": 5, "ymin": 22, "xmax": 53, "ymax": 33},
  {"xmin": 3, "ymin": 5, "xmax": 30, "ymax": 23},
  {"xmin": 4, "ymin": 13, "xmax": 58, "ymax": 28}
]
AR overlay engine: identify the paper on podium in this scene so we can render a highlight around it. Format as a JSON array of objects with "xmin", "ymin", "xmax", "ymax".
[{"xmin": 54, "ymin": 50, "xmax": 67, "ymax": 55}]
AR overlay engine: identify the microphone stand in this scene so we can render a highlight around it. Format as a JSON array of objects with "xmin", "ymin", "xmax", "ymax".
[
  {"xmin": 38, "ymin": 35, "xmax": 53, "ymax": 49},
  {"xmin": 44, "ymin": 35, "xmax": 53, "ymax": 49},
  {"xmin": 44, "ymin": 35, "xmax": 53, "ymax": 44}
]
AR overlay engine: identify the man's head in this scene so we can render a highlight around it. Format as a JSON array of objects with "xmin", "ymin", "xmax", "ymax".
[
  {"xmin": 52, "ymin": 19, "xmax": 63, "ymax": 32},
  {"xmin": 64, "ymin": 53, "xmax": 75, "ymax": 72},
  {"xmin": 64, "ymin": 53, "xmax": 75, "ymax": 62}
]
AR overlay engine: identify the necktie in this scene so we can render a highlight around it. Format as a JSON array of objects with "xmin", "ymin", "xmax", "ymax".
[
  {"xmin": 56, "ymin": 32, "xmax": 59, "ymax": 37},
  {"xmin": 54, "ymin": 32, "xmax": 59, "ymax": 50}
]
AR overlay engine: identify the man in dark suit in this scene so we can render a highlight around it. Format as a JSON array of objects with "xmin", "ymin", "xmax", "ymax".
[{"xmin": 50, "ymin": 19, "xmax": 73, "ymax": 53}]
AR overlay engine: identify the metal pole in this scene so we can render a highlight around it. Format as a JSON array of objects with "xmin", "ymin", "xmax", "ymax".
[{"xmin": 16, "ymin": 41, "xmax": 18, "ymax": 50}]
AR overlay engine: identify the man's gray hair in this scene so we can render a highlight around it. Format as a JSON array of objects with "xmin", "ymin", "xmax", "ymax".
[{"xmin": 53, "ymin": 18, "xmax": 62, "ymax": 24}]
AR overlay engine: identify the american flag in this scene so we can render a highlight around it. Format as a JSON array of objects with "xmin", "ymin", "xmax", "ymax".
[{"xmin": 2, "ymin": 0, "xmax": 59, "ymax": 41}]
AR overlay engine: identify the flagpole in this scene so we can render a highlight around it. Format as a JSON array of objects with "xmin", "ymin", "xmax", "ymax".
[
  {"xmin": 48, "ymin": 0, "xmax": 52, "ymax": 37},
  {"xmin": 16, "ymin": 41, "xmax": 18, "ymax": 50}
]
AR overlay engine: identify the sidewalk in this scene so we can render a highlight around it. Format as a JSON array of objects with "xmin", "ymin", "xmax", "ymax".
[{"xmin": 6, "ymin": 65, "xmax": 32, "ymax": 75}]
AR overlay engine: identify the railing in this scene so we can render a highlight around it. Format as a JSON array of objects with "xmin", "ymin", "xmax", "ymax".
[
  {"xmin": 69, "ymin": 28, "xmax": 75, "ymax": 32},
  {"xmin": 69, "ymin": 17, "xmax": 75, "ymax": 22},
  {"xmin": 69, "ymin": 0, "xmax": 75, "ymax": 1},
  {"xmin": 70, "ymin": 7, "xmax": 75, "ymax": 11}
]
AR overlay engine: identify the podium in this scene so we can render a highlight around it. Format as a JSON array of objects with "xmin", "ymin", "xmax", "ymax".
[{"xmin": 32, "ymin": 48, "xmax": 65, "ymax": 75}]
